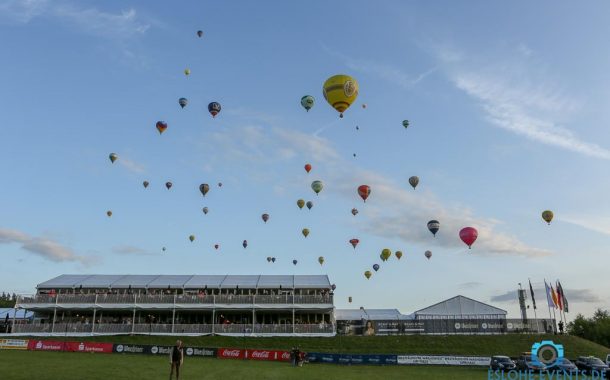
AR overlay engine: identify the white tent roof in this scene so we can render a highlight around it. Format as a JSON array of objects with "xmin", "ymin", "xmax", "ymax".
[
  {"xmin": 37, "ymin": 274, "xmax": 331, "ymax": 290},
  {"xmin": 414, "ymin": 295, "xmax": 507, "ymax": 316},
  {"xmin": 335, "ymin": 308, "xmax": 414, "ymax": 321}
]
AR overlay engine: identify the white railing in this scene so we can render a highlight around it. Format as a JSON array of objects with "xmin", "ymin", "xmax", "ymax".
[{"xmin": 294, "ymin": 324, "xmax": 334, "ymax": 334}]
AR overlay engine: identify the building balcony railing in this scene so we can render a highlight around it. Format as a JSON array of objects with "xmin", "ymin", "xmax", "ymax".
[
  {"xmin": 19, "ymin": 294, "xmax": 333, "ymax": 306},
  {"xmin": 10, "ymin": 323, "xmax": 335, "ymax": 335}
]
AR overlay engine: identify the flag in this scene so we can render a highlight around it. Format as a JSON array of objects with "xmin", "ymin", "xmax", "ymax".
[
  {"xmin": 545, "ymin": 281, "xmax": 555, "ymax": 308},
  {"xmin": 555, "ymin": 281, "xmax": 563, "ymax": 311},
  {"xmin": 557, "ymin": 281, "xmax": 569, "ymax": 313},
  {"xmin": 551, "ymin": 285, "xmax": 559, "ymax": 309},
  {"xmin": 529, "ymin": 279, "xmax": 537, "ymax": 310}
]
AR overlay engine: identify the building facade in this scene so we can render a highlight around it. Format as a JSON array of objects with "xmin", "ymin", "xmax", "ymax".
[{"xmin": 12, "ymin": 274, "xmax": 335, "ymax": 337}]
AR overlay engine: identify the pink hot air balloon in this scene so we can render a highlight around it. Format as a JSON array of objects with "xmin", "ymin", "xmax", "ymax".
[
  {"xmin": 349, "ymin": 239, "xmax": 359, "ymax": 249},
  {"xmin": 459, "ymin": 227, "xmax": 478, "ymax": 249}
]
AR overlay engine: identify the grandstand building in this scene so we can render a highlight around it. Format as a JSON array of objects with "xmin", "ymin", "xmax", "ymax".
[{"xmin": 12, "ymin": 274, "xmax": 335, "ymax": 336}]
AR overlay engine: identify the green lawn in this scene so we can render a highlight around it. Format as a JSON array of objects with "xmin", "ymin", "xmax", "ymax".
[
  {"xmin": 0, "ymin": 350, "xmax": 488, "ymax": 380},
  {"xmin": 39, "ymin": 333, "xmax": 610, "ymax": 358}
]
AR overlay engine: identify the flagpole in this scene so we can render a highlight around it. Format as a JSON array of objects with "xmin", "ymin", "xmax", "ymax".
[
  {"xmin": 552, "ymin": 307, "xmax": 558, "ymax": 335},
  {"xmin": 544, "ymin": 279, "xmax": 555, "ymax": 334},
  {"xmin": 529, "ymin": 278, "xmax": 540, "ymax": 333}
]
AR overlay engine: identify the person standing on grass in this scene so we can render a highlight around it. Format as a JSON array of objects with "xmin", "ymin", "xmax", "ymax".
[{"xmin": 169, "ymin": 340, "xmax": 184, "ymax": 380}]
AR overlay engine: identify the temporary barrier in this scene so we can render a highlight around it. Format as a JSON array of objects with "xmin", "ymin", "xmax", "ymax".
[
  {"xmin": 397, "ymin": 355, "xmax": 491, "ymax": 366},
  {"xmin": 0, "ymin": 339, "xmax": 28, "ymax": 350},
  {"xmin": 217, "ymin": 348, "xmax": 246, "ymax": 359},
  {"xmin": 306, "ymin": 352, "xmax": 398, "ymax": 365},
  {"xmin": 27, "ymin": 340, "xmax": 113, "ymax": 353},
  {"xmin": 244, "ymin": 349, "xmax": 291, "ymax": 361},
  {"xmin": 28, "ymin": 340, "xmax": 65, "ymax": 351}
]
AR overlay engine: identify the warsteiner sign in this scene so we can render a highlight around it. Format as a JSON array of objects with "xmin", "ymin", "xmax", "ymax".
[{"xmin": 397, "ymin": 355, "xmax": 491, "ymax": 366}]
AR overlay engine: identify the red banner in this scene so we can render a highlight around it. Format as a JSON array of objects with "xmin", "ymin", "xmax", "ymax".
[
  {"xmin": 217, "ymin": 348, "xmax": 245, "ymax": 359},
  {"xmin": 27, "ymin": 340, "xmax": 112, "ymax": 354},
  {"xmin": 64, "ymin": 341, "xmax": 113, "ymax": 353},
  {"xmin": 28, "ymin": 340, "xmax": 64, "ymax": 351},
  {"xmin": 217, "ymin": 347, "xmax": 291, "ymax": 361},
  {"xmin": 245, "ymin": 349, "xmax": 291, "ymax": 362}
]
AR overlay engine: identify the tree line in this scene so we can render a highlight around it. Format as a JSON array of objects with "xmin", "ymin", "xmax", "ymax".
[
  {"xmin": 568, "ymin": 308, "xmax": 610, "ymax": 348},
  {"xmin": 0, "ymin": 292, "xmax": 17, "ymax": 308}
]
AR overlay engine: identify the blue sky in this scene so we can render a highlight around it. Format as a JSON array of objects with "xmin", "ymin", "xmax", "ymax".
[{"xmin": 1, "ymin": 0, "xmax": 609, "ymax": 319}]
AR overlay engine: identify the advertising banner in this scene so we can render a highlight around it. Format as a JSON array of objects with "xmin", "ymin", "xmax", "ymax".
[
  {"xmin": 113, "ymin": 344, "xmax": 216, "ymax": 357},
  {"xmin": 244, "ymin": 349, "xmax": 291, "ymax": 362},
  {"xmin": 397, "ymin": 355, "xmax": 491, "ymax": 366},
  {"xmin": 63, "ymin": 341, "xmax": 113, "ymax": 354},
  {"xmin": 217, "ymin": 348, "xmax": 245, "ymax": 359},
  {"xmin": 307, "ymin": 352, "xmax": 397, "ymax": 365},
  {"xmin": 184, "ymin": 346, "xmax": 216, "ymax": 357},
  {"xmin": 0, "ymin": 339, "xmax": 28, "ymax": 350},
  {"xmin": 27, "ymin": 340, "xmax": 65, "ymax": 351}
]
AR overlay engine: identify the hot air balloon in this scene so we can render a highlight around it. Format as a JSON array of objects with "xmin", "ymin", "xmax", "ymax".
[
  {"xmin": 349, "ymin": 239, "xmax": 359, "ymax": 249},
  {"xmin": 322, "ymin": 74, "xmax": 359, "ymax": 118},
  {"xmin": 358, "ymin": 185, "xmax": 371, "ymax": 202},
  {"xmin": 301, "ymin": 95, "xmax": 314, "ymax": 112},
  {"xmin": 179, "ymin": 98, "xmax": 188, "ymax": 108},
  {"xmin": 189, "ymin": 235, "xmax": 195, "ymax": 242},
  {"xmin": 262, "ymin": 213, "xmax": 269, "ymax": 223},
  {"xmin": 353, "ymin": 153, "xmax": 356, "ymax": 157},
  {"xmin": 214, "ymin": 244, "xmax": 219, "ymax": 250},
  {"xmin": 351, "ymin": 208, "xmax": 359, "ymax": 216},
  {"xmin": 408, "ymin": 176, "xmax": 419, "ymax": 189},
  {"xmin": 106, "ymin": 211, "xmax": 112, "ymax": 217},
  {"xmin": 395, "ymin": 251, "xmax": 403, "ymax": 260},
  {"xmin": 427, "ymin": 220, "xmax": 440, "ymax": 237},
  {"xmin": 242, "ymin": 240, "xmax": 248, "ymax": 249},
  {"xmin": 402, "ymin": 120, "xmax": 409, "ymax": 129},
  {"xmin": 425, "ymin": 250, "xmax": 432, "ymax": 259},
  {"xmin": 143, "ymin": 181, "xmax": 149, "ymax": 188},
  {"xmin": 381, "ymin": 248, "xmax": 391, "ymax": 261},
  {"xmin": 542, "ymin": 210, "xmax": 554, "ymax": 225},
  {"xmin": 302, "ymin": 228, "xmax": 310, "ymax": 238},
  {"xmin": 202, "ymin": 207, "xmax": 209, "ymax": 215},
  {"xmin": 356, "ymin": 126, "xmax": 360, "ymax": 130},
  {"xmin": 267, "ymin": 257, "xmax": 272, "ymax": 263},
  {"xmin": 318, "ymin": 256, "xmax": 325, "ymax": 265},
  {"xmin": 292, "ymin": 259, "xmax": 298, "ymax": 266},
  {"xmin": 184, "ymin": 68, "xmax": 191, "ymax": 76},
  {"xmin": 199, "ymin": 184, "xmax": 210, "ymax": 197},
  {"xmin": 271, "ymin": 257, "xmax": 276, "ymax": 263},
  {"xmin": 165, "ymin": 182, "xmax": 173, "ymax": 190},
  {"xmin": 362, "ymin": 103, "xmax": 367, "ymax": 109},
  {"xmin": 364, "ymin": 271, "xmax": 372, "ymax": 279},
  {"xmin": 297, "ymin": 199, "xmax": 305, "ymax": 209},
  {"xmin": 162, "ymin": 247, "xmax": 166, "ymax": 252},
  {"xmin": 109, "ymin": 153, "xmax": 118, "ymax": 163},
  {"xmin": 197, "ymin": 30, "xmax": 203, "ymax": 37},
  {"xmin": 373, "ymin": 264, "xmax": 380, "ymax": 272},
  {"xmin": 218, "ymin": 182, "xmax": 222, "ymax": 187},
  {"xmin": 331, "ymin": 284, "xmax": 336, "ymax": 291},
  {"xmin": 459, "ymin": 227, "xmax": 478, "ymax": 249},
  {"xmin": 311, "ymin": 180, "xmax": 323, "ymax": 195},
  {"xmin": 304, "ymin": 163, "xmax": 312, "ymax": 173},
  {"xmin": 306, "ymin": 201, "xmax": 313, "ymax": 210},
  {"xmin": 208, "ymin": 102, "xmax": 221, "ymax": 118},
  {"xmin": 156, "ymin": 121, "xmax": 168, "ymax": 134},
  {"xmin": 348, "ymin": 296, "xmax": 352, "ymax": 303}
]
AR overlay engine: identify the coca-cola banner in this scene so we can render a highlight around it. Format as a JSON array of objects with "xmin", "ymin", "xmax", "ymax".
[
  {"xmin": 245, "ymin": 349, "xmax": 291, "ymax": 362},
  {"xmin": 217, "ymin": 348, "xmax": 245, "ymax": 359},
  {"xmin": 63, "ymin": 341, "xmax": 113, "ymax": 354},
  {"xmin": 28, "ymin": 340, "xmax": 65, "ymax": 351}
]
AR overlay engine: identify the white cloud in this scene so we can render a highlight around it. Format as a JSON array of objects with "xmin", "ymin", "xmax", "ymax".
[
  {"xmin": 118, "ymin": 157, "xmax": 145, "ymax": 174},
  {"xmin": 560, "ymin": 215, "xmax": 610, "ymax": 236},
  {"xmin": 198, "ymin": 118, "xmax": 549, "ymax": 258},
  {"xmin": 323, "ymin": 45, "xmax": 437, "ymax": 89},
  {"xmin": 112, "ymin": 245, "xmax": 154, "ymax": 256},
  {"xmin": 0, "ymin": 0, "xmax": 150, "ymax": 39},
  {"xmin": 491, "ymin": 288, "xmax": 600, "ymax": 303},
  {"xmin": 0, "ymin": 227, "xmax": 98, "ymax": 265}
]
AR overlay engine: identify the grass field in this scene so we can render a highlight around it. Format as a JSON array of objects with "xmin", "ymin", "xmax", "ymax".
[
  {"xmin": 34, "ymin": 333, "xmax": 609, "ymax": 358},
  {"xmin": 0, "ymin": 350, "xmax": 488, "ymax": 380}
]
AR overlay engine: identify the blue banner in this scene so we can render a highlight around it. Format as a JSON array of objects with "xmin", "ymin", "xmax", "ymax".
[{"xmin": 307, "ymin": 352, "xmax": 398, "ymax": 365}]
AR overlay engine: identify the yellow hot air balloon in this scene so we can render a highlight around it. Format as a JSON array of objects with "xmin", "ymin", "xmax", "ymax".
[
  {"xmin": 106, "ymin": 210, "xmax": 112, "ymax": 217},
  {"xmin": 381, "ymin": 248, "xmax": 391, "ymax": 261},
  {"xmin": 302, "ymin": 228, "xmax": 310, "ymax": 238},
  {"xmin": 189, "ymin": 235, "xmax": 195, "ymax": 242},
  {"xmin": 542, "ymin": 210, "xmax": 554, "ymax": 225},
  {"xmin": 323, "ymin": 74, "xmax": 359, "ymax": 118},
  {"xmin": 364, "ymin": 271, "xmax": 372, "ymax": 280},
  {"xmin": 318, "ymin": 256, "xmax": 324, "ymax": 265},
  {"xmin": 297, "ymin": 199, "xmax": 305, "ymax": 209},
  {"xmin": 184, "ymin": 68, "xmax": 191, "ymax": 76}
]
